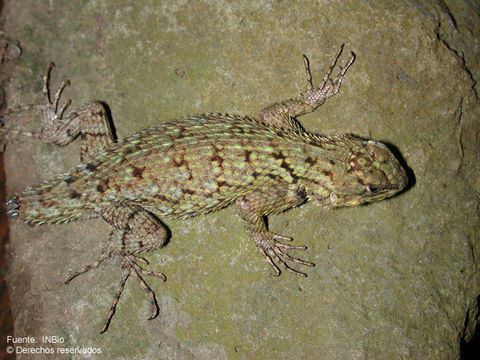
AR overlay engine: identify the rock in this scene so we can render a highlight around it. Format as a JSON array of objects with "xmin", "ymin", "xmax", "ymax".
[{"xmin": 3, "ymin": 1, "xmax": 479, "ymax": 359}]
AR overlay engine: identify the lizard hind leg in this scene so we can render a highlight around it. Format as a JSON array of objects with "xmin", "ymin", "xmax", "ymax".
[
  {"xmin": 102, "ymin": 236, "xmax": 166, "ymax": 334},
  {"xmin": 0, "ymin": 61, "xmax": 73, "ymax": 141},
  {"xmin": 64, "ymin": 236, "xmax": 166, "ymax": 333},
  {"xmin": 1, "ymin": 61, "xmax": 115, "ymax": 161},
  {"xmin": 64, "ymin": 204, "xmax": 168, "ymax": 333}
]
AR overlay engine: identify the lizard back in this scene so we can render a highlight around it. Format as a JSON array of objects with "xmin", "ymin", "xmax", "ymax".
[{"xmin": 15, "ymin": 114, "xmax": 345, "ymax": 224}]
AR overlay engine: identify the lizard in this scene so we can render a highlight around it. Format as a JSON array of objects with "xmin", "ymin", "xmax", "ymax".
[{"xmin": 3, "ymin": 45, "xmax": 407, "ymax": 333}]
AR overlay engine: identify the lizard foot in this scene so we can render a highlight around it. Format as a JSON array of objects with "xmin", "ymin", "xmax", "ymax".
[
  {"xmin": 301, "ymin": 44, "xmax": 355, "ymax": 105},
  {"xmin": 0, "ymin": 61, "xmax": 71, "ymax": 140},
  {"xmin": 253, "ymin": 231, "xmax": 315, "ymax": 277},
  {"xmin": 64, "ymin": 251, "xmax": 166, "ymax": 333}
]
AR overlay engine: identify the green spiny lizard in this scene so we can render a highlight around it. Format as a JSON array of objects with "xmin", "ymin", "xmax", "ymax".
[{"xmin": 3, "ymin": 45, "xmax": 407, "ymax": 333}]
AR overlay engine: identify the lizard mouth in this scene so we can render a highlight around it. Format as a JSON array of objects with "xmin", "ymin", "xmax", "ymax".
[
  {"xmin": 363, "ymin": 185, "xmax": 394, "ymax": 201},
  {"xmin": 361, "ymin": 168, "xmax": 407, "ymax": 201},
  {"xmin": 364, "ymin": 180, "xmax": 405, "ymax": 194}
]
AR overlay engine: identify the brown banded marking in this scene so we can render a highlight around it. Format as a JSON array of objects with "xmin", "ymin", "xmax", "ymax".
[
  {"xmin": 265, "ymin": 173, "xmax": 282, "ymax": 181},
  {"xmin": 69, "ymin": 190, "xmax": 82, "ymax": 199},
  {"xmin": 295, "ymin": 185, "xmax": 307, "ymax": 200},
  {"xmin": 211, "ymin": 147, "xmax": 224, "ymax": 164},
  {"xmin": 272, "ymin": 151, "xmax": 300, "ymax": 182},
  {"xmin": 244, "ymin": 149, "xmax": 253, "ymax": 162},
  {"xmin": 126, "ymin": 210, "xmax": 136, "ymax": 222},
  {"xmin": 105, "ymin": 177, "xmax": 124, "ymax": 197},
  {"xmin": 215, "ymin": 180, "xmax": 227, "ymax": 188},
  {"xmin": 96, "ymin": 179, "xmax": 109, "ymax": 193},
  {"xmin": 182, "ymin": 188, "xmax": 196, "ymax": 195},
  {"xmin": 211, "ymin": 145, "xmax": 229, "ymax": 188},
  {"xmin": 120, "ymin": 140, "xmax": 143, "ymax": 156},
  {"xmin": 123, "ymin": 146, "xmax": 135, "ymax": 155},
  {"xmin": 154, "ymin": 193, "xmax": 178, "ymax": 204},
  {"xmin": 173, "ymin": 147, "xmax": 189, "ymax": 167},
  {"xmin": 85, "ymin": 163, "xmax": 98, "ymax": 172},
  {"xmin": 80, "ymin": 128, "xmax": 105, "ymax": 141},
  {"xmin": 64, "ymin": 176, "xmax": 77, "ymax": 184},
  {"xmin": 321, "ymin": 170, "xmax": 334, "ymax": 182},
  {"xmin": 171, "ymin": 125, "xmax": 186, "ymax": 139},
  {"xmin": 131, "ymin": 165, "xmax": 146, "ymax": 180},
  {"xmin": 305, "ymin": 156, "xmax": 316, "ymax": 166}
]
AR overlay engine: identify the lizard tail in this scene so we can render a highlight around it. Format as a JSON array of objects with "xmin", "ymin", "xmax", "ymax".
[{"xmin": 6, "ymin": 183, "xmax": 88, "ymax": 225}]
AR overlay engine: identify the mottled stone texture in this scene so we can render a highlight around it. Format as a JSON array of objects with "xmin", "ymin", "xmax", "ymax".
[{"xmin": 2, "ymin": 1, "xmax": 479, "ymax": 359}]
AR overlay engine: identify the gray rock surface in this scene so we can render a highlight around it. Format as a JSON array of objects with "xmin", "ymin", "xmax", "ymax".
[{"xmin": 2, "ymin": 1, "xmax": 479, "ymax": 359}]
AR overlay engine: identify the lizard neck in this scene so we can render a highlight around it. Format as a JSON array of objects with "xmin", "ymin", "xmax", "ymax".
[{"xmin": 295, "ymin": 134, "xmax": 359, "ymax": 205}]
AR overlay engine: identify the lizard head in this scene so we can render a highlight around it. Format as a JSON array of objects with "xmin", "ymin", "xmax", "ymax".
[{"xmin": 324, "ymin": 140, "xmax": 408, "ymax": 207}]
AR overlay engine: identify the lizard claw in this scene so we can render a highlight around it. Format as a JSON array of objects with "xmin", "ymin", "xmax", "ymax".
[
  {"xmin": 5, "ymin": 196, "xmax": 19, "ymax": 217},
  {"xmin": 6, "ymin": 197, "xmax": 19, "ymax": 208},
  {"xmin": 7, "ymin": 209, "xmax": 18, "ymax": 218},
  {"xmin": 273, "ymin": 234, "xmax": 293, "ymax": 242}
]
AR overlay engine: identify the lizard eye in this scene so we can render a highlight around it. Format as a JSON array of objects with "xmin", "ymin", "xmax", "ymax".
[
  {"xmin": 367, "ymin": 140, "xmax": 389, "ymax": 162},
  {"xmin": 366, "ymin": 185, "xmax": 380, "ymax": 194}
]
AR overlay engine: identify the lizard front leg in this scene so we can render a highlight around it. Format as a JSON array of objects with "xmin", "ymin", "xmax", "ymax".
[
  {"xmin": 235, "ymin": 184, "xmax": 315, "ymax": 277},
  {"xmin": 255, "ymin": 44, "xmax": 355, "ymax": 131},
  {"xmin": 64, "ymin": 203, "xmax": 167, "ymax": 333}
]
